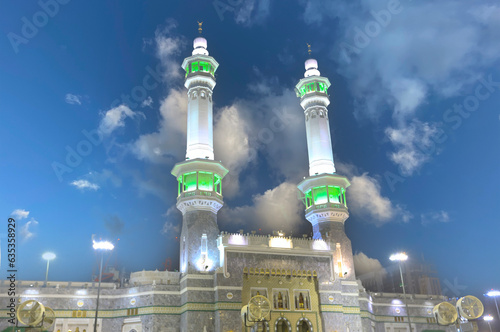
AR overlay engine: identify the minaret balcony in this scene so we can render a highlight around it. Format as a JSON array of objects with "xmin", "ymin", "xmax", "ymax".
[
  {"xmin": 179, "ymin": 188, "xmax": 222, "ymax": 201},
  {"xmin": 306, "ymin": 202, "xmax": 348, "ymax": 214}
]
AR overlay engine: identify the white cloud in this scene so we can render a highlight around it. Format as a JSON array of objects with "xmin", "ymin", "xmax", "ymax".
[
  {"xmin": 354, "ymin": 252, "xmax": 387, "ymax": 277},
  {"xmin": 65, "ymin": 93, "xmax": 82, "ymax": 105},
  {"xmin": 132, "ymin": 89, "xmax": 187, "ymax": 164},
  {"xmin": 20, "ymin": 218, "xmax": 38, "ymax": 241},
  {"xmin": 421, "ymin": 210, "xmax": 450, "ymax": 225},
  {"xmin": 141, "ymin": 96, "xmax": 153, "ymax": 108},
  {"xmin": 161, "ymin": 206, "xmax": 181, "ymax": 236},
  {"xmin": 70, "ymin": 179, "xmax": 100, "ymax": 191},
  {"xmin": 154, "ymin": 21, "xmax": 186, "ymax": 82},
  {"xmin": 98, "ymin": 105, "xmax": 144, "ymax": 136},
  {"xmin": 385, "ymin": 121, "xmax": 439, "ymax": 176},
  {"xmin": 11, "ymin": 209, "xmax": 29, "ymax": 220},
  {"xmin": 219, "ymin": 182, "xmax": 304, "ymax": 233},
  {"xmin": 214, "ymin": 106, "xmax": 252, "ymax": 198},
  {"xmin": 337, "ymin": 163, "xmax": 412, "ymax": 226}
]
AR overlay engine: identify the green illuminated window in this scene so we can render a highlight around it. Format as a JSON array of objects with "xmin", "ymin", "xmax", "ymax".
[
  {"xmin": 178, "ymin": 176, "xmax": 182, "ymax": 196},
  {"xmin": 328, "ymin": 186, "xmax": 341, "ymax": 203},
  {"xmin": 300, "ymin": 86, "xmax": 306, "ymax": 97},
  {"xmin": 318, "ymin": 82, "xmax": 326, "ymax": 92},
  {"xmin": 313, "ymin": 186, "xmax": 328, "ymax": 204},
  {"xmin": 191, "ymin": 62, "xmax": 199, "ymax": 73},
  {"xmin": 183, "ymin": 172, "xmax": 197, "ymax": 192},
  {"xmin": 306, "ymin": 82, "xmax": 317, "ymax": 93},
  {"xmin": 305, "ymin": 190, "xmax": 313, "ymax": 208},
  {"xmin": 198, "ymin": 171, "xmax": 213, "ymax": 191},
  {"xmin": 187, "ymin": 61, "xmax": 215, "ymax": 77},
  {"xmin": 214, "ymin": 174, "xmax": 222, "ymax": 195}
]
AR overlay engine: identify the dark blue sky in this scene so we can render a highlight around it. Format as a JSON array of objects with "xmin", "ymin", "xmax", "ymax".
[{"xmin": 1, "ymin": 0, "xmax": 499, "ymax": 307}]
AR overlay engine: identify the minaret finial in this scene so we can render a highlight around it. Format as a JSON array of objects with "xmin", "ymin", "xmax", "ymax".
[
  {"xmin": 198, "ymin": 21, "xmax": 203, "ymax": 34},
  {"xmin": 307, "ymin": 43, "xmax": 312, "ymax": 56}
]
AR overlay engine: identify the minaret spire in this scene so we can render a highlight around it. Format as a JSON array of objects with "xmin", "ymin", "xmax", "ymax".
[
  {"xmin": 295, "ymin": 54, "xmax": 355, "ymax": 280},
  {"xmin": 171, "ymin": 28, "xmax": 228, "ymax": 275}
]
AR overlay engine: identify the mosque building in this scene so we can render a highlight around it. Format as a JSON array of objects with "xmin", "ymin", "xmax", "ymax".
[{"xmin": 0, "ymin": 30, "xmax": 454, "ymax": 332}]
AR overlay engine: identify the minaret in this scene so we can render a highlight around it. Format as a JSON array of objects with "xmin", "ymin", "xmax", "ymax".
[
  {"xmin": 296, "ymin": 45, "xmax": 355, "ymax": 280},
  {"xmin": 171, "ymin": 23, "xmax": 228, "ymax": 274}
]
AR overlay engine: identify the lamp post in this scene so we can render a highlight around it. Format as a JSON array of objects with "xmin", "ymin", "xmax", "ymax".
[
  {"xmin": 92, "ymin": 240, "xmax": 114, "ymax": 332},
  {"xmin": 390, "ymin": 252, "xmax": 412, "ymax": 332},
  {"xmin": 42, "ymin": 252, "xmax": 56, "ymax": 286},
  {"xmin": 486, "ymin": 290, "xmax": 500, "ymax": 322},
  {"xmin": 484, "ymin": 315, "xmax": 493, "ymax": 332}
]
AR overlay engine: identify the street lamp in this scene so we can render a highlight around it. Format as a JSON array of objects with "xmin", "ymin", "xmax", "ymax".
[
  {"xmin": 92, "ymin": 240, "xmax": 114, "ymax": 332},
  {"xmin": 390, "ymin": 252, "xmax": 412, "ymax": 332},
  {"xmin": 486, "ymin": 290, "xmax": 500, "ymax": 322},
  {"xmin": 484, "ymin": 315, "xmax": 493, "ymax": 332},
  {"xmin": 42, "ymin": 252, "xmax": 56, "ymax": 286}
]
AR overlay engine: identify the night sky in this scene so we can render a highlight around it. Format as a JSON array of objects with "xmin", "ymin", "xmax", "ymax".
[{"xmin": 1, "ymin": 0, "xmax": 499, "ymax": 321}]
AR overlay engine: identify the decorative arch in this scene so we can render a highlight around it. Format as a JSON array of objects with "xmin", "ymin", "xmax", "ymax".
[
  {"xmin": 275, "ymin": 317, "xmax": 292, "ymax": 332},
  {"xmin": 296, "ymin": 317, "xmax": 313, "ymax": 332},
  {"xmin": 251, "ymin": 321, "xmax": 270, "ymax": 332}
]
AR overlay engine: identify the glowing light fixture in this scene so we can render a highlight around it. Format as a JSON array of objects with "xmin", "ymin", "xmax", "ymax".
[
  {"xmin": 484, "ymin": 315, "xmax": 494, "ymax": 332},
  {"xmin": 42, "ymin": 252, "xmax": 56, "ymax": 286},
  {"xmin": 389, "ymin": 252, "xmax": 408, "ymax": 262},
  {"xmin": 92, "ymin": 240, "xmax": 114, "ymax": 332},
  {"xmin": 390, "ymin": 252, "xmax": 412, "ymax": 331},
  {"xmin": 92, "ymin": 241, "xmax": 114, "ymax": 250},
  {"xmin": 487, "ymin": 289, "xmax": 500, "ymax": 323}
]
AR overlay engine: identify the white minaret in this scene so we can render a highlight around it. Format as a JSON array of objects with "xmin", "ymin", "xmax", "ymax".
[
  {"xmin": 183, "ymin": 36, "xmax": 217, "ymax": 160},
  {"xmin": 300, "ymin": 58, "xmax": 336, "ymax": 176},
  {"xmin": 296, "ymin": 47, "xmax": 355, "ymax": 280},
  {"xmin": 171, "ymin": 25, "xmax": 228, "ymax": 275}
]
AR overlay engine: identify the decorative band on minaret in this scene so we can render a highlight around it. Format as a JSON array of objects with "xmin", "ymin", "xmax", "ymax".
[
  {"xmin": 171, "ymin": 29, "xmax": 228, "ymax": 274},
  {"xmin": 296, "ymin": 49, "xmax": 355, "ymax": 279}
]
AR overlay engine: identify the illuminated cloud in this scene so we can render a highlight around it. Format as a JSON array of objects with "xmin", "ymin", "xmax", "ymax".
[
  {"xmin": 219, "ymin": 182, "xmax": 303, "ymax": 233},
  {"xmin": 354, "ymin": 252, "xmax": 387, "ymax": 277},
  {"xmin": 337, "ymin": 163, "xmax": 412, "ymax": 226}
]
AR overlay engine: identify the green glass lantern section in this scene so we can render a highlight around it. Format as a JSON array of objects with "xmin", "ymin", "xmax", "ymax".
[
  {"xmin": 177, "ymin": 170, "xmax": 223, "ymax": 196},
  {"xmin": 303, "ymin": 185, "xmax": 347, "ymax": 208},
  {"xmin": 185, "ymin": 61, "xmax": 216, "ymax": 77},
  {"xmin": 198, "ymin": 171, "xmax": 213, "ymax": 191}
]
